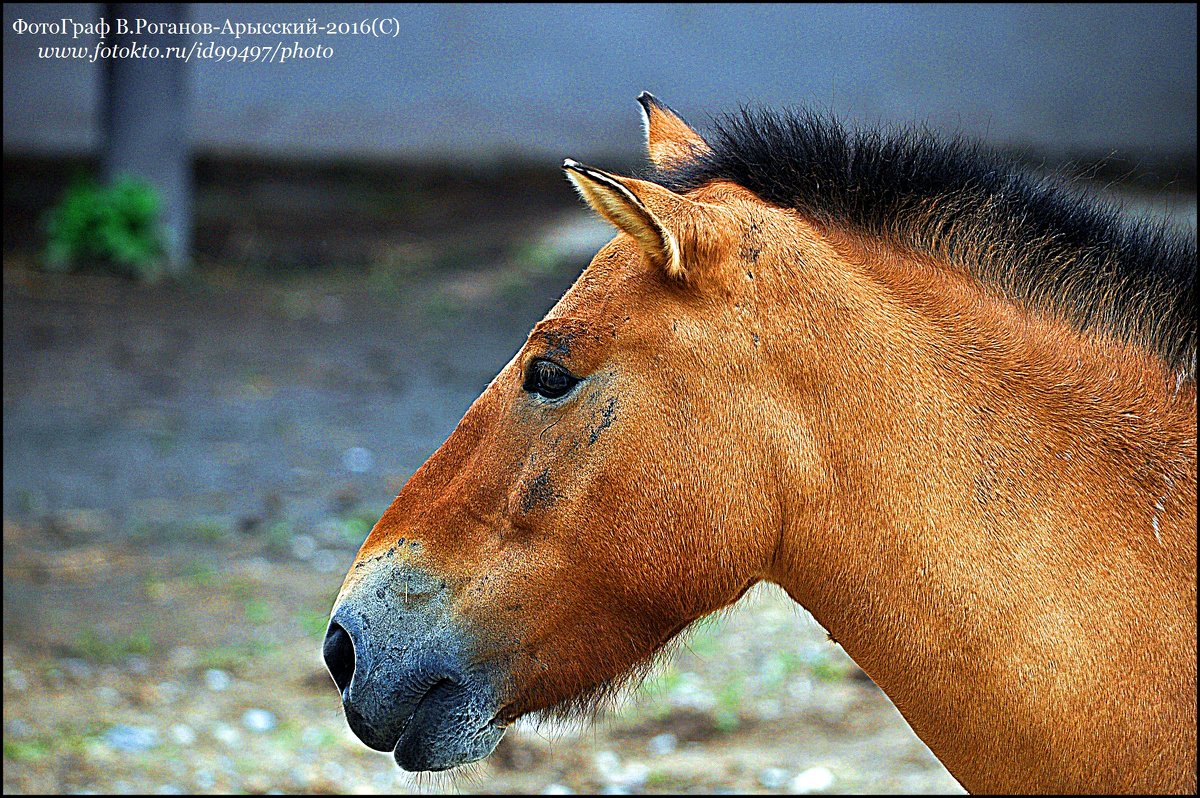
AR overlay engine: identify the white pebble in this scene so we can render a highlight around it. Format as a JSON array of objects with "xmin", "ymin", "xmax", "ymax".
[
  {"xmin": 649, "ymin": 732, "xmax": 678, "ymax": 756},
  {"xmin": 290, "ymin": 534, "xmax": 317, "ymax": 560},
  {"xmin": 169, "ymin": 724, "xmax": 196, "ymax": 745},
  {"xmin": 758, "ymin": 698, "xmax": 783, "ymax": 720},
  {"xmin": 790, "ymin": 766, "xmax": 836, "ymax": 794},
  {"xmin": 156, "ymin": 681, "xmax": 182, "ymax": 703},
  {"xmin": 593, "ymin": 750, "xmax": 622, "ymax": 779},
  {"xmin": 759, "ymin": 767, "xmax": 790, "ymax": 790},
  {"xmin": 314, "ymin": 519, "xmax": 345, "ymax": 544},
  {"xmin": 212, "ymin": 722, "xmax": 240, "ymax": 746},
  {"xmin": 788, "ymin": 676, "xmax": 814, "ymax": 701},
  {"xmin": 668, "ymin": 671, "xmax": 715, "ymax": 710},
  {"xmin": 242, "ymin": 709, "xmax": 277, "ymax": 734},
  {"xmin": 62, "ymin": 658, "xmax": 93, "ymax": 680},
  {"xmin": 541, "ymin": 785, "xmax": 575, "ymax": 796},
  {"xmin": 619, "ymin": 762, "xmax": 649, "ymax": 789},
  {"xmin": 204, "ymin": 668, "xmax": 231, "ymax": 691},
  {"xmin": 103, "ymin": 724, "xmax": 159, "ymax": 752}
]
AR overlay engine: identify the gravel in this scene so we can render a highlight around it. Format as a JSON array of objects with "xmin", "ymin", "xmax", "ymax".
[
  {"xmin": 103, "ymin": 724, "xmax": 160, "ymax": 753},
  {"xmin": 203, "ymin": 669, "xmax": 231, "ymax": 692},
  {"xmin": 649, "ymin": 731, "xmax": 678, "ymax": 755},
  {"xmin": 3, "ymin": 255, "xmax": 973, "ymax": 794},
  {"xmin": 168, "ymin": 724, "xmax": 197, "ymax": 745},
  {"xmin": 241, "ymin": 709, "xmax": 277, "ymax": 734},
  {"xmin": 791, "ymin": 765, "xmax": 837, "ymax": 793},
  {"xmin": 758, "ymin": 767, "xmax": 790, "ymax": 789},
  {"xmin": 211, "ymin": 723, "xmax": 241, "ymax": 747}
]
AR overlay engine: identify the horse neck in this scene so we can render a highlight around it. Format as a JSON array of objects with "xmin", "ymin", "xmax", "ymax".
[{"xmin": 759, "ymin": 230, "xmax": 1197, "ymax": 793}]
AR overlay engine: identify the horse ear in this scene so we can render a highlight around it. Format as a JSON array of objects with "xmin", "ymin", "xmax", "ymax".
[
  {"xmin": 563, "ymin": 159, "xmax": 686, "ymax": 279},
  {"xmin": 637, "ymin": 92, "xmax": 711, "ymax": 169},
  {"xmin": 562, "ymin": 159, "xmax": 731, "ymax": 284}
]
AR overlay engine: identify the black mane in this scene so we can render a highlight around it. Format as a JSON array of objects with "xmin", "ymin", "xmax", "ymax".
[{"xmin": 651, "ymin": 107, "xmax": 1196, "ymax": 376}]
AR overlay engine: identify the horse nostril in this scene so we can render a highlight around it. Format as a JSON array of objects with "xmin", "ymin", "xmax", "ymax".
[{"xmin": 323, "ymin": 622, "xmax": 355, "ymax": 695}]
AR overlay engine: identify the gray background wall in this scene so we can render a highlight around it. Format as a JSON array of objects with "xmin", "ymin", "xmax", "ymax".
[{"xmin": 3, "ymin": 3, "xmax": 1196, "ymax": 162}]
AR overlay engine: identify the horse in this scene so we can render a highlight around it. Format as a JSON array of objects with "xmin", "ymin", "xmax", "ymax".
[{"xmin": 324, "ymin": 94, "xmax": 1197, "ymax": 793}]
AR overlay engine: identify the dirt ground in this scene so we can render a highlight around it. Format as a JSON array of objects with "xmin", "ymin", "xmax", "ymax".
[{"xmin": 3, "ymin": 164, "xmax": 1193, "ymax": 794}]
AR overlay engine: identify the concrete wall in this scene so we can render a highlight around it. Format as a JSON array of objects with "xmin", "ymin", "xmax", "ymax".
[{"xmin": 3, "ymin": 3, "xmax": 1196, "ymax": 161}]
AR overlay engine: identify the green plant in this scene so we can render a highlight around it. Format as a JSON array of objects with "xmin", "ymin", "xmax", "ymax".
[
  {"xmin": 182, "ymin": 559, "xmax": 219, "ymax": 587},
  {"xmin": 714, "ymin": 678, "xmax": 744, "ymax": 732},
  {"xmin": 510, "ymin": 240, "xmax": 563, "ymax": 277},
  {"xmin": 191, "ymin": 518, "xmax": 229, "ymax": 544},
  {"xmin": 640, "ymin": 666, "xmax": 682, "ymax": 698},
  {"xmin": 264, "ymin": 521, "xmax": 295, "ymax": 557},
  {"xmin": 644, "ymin": 769, "xmax": 676, "ymax": 789},
  {"xmin": 196, "ymin": 640, "xmax": 277, "ymax": 671},
  {"xmin": 809, "ymin": 657, "xmax": 847, "ymax": 683},
  {"xmin": 43, "ymin": 176, "xmax": 166, "ymax": 280},
  {"xmin": 70, "ymin": 628, "xmax": 154, "ymax": 663},
  {"xmin": 243, "ymin": 598, "xmax": 272, "ymax": 626},
  {"xmin": 3, "ymin": 738, "xmax": 51, "ymax": 763},
  {"xmin": 339, "ymin": 513, "xmax": 376, "ymax": 543},
  {"xmin": 224, "ymin": 576, "xmax": 259, "ymax": 602}
]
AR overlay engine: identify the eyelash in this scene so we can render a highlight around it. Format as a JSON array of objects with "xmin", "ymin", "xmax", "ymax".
[{"xmin": 523, "ymin": 359, "xmax": 580, "ymax": 400}]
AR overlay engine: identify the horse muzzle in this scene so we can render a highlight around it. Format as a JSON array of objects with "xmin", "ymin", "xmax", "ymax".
[{"xmin": 323, "ymin": 565, "xmax": 507, "ymax": 771}]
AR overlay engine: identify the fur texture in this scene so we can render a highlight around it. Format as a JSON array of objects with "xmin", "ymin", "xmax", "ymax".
[
  {"xmin": 650, "ymin": 107, "xmax": 1197, "ymax": 375},
  {"xmin": 333, "ymin": 98, "xmax": 1197, "ymax": 793}
]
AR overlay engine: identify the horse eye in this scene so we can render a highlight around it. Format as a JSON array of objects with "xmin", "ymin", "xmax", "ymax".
[{"xmin": 524, "ymin": 359, "xmax": 579, "ymax": 400}]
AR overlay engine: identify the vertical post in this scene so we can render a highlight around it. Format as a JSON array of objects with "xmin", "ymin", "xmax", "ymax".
[{"xmin": 101, "ymin": 3, "xmax": 191, "ymax": 273}]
